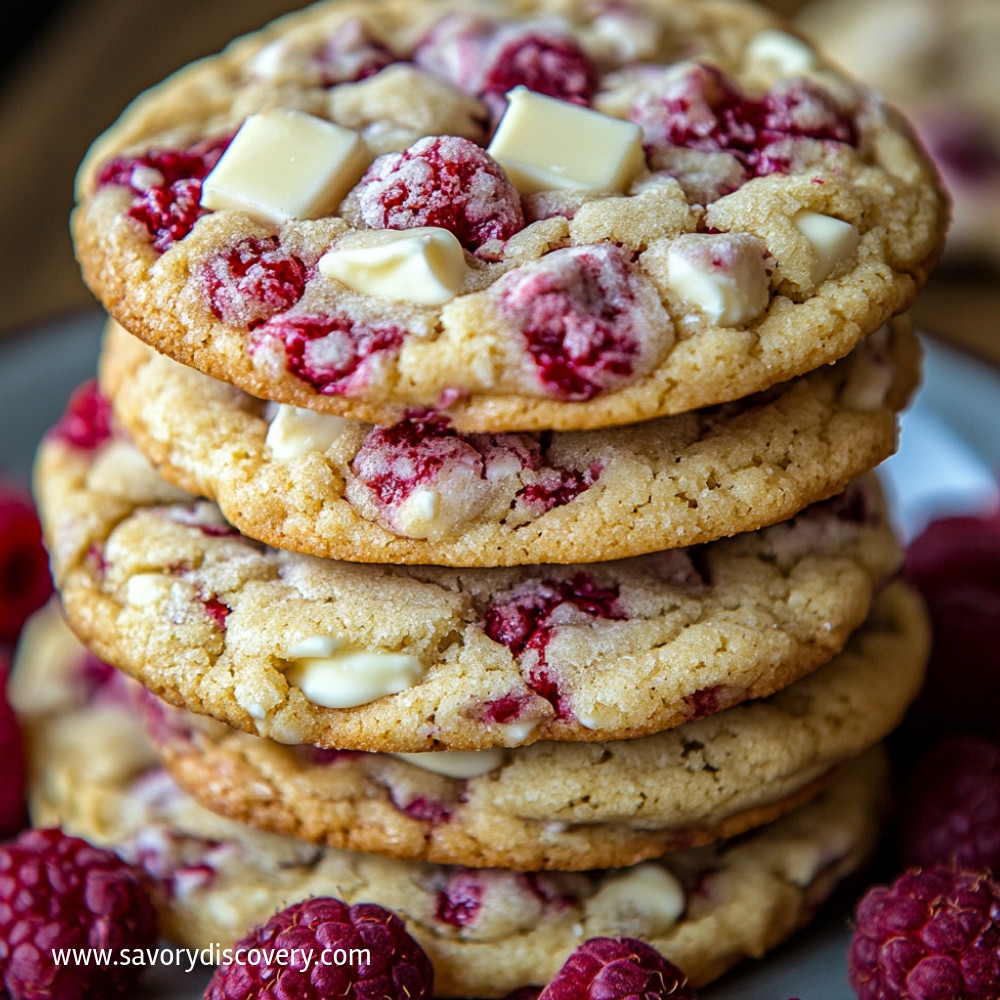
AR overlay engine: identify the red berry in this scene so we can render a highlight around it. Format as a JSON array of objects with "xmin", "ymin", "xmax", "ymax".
[
  {"xmin": 0, "ymin": 828, "xmax": 157, "ymax": 1000},
  {"xmin": 496, "ymin": 244, "xmax": 648, "ymax": 401},
  {"xmin": 481, "ymin": 32, "xmax": 596, "ymax": 107},
  {"xmin": 352, "ymin": 135, "xmax": 524, "ymax": 252},
  {"xmin": 899, "ymin": 734, "xmax": 1000, "ymax": 875},
  {"xmin": 0, "ymin": 653, "xmax": 26, "ymax": 836},
  {"xmin": 203, "ymin": 897, "xmax": 433, "ymax": 1000},
  {"xmin": 314, "ymin": 18, "xmax": 394, "ymax": 86},
  {"xmin": 200, "ymin": 236, "xmax": 308, "ymax": 328},
  {"xmin": 0, "ymin": 487, "xmax": 53, "ymax": 644},
  {"xmin": 539, "ymin": 937, "xmax": 696, "ymax": 1000},
  {"xmin": 47, "ymin": 380, "xmax": 112, "ymax": 452},
  {"xmin": 849, "ymin": 867, "xmax": 1000, "ymax": 1000}
]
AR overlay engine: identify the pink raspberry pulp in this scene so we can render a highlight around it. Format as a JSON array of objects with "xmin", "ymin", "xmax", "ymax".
[
  {"xmin": 200, "ymin": 236, "xmax": 308, "ymax": 328},
  {"xmin": 314, "ymin": 17, "xmax": 395, "ymax": 86},
  {"xmin": 353, "ymin": 135, "xmax": 524, "ymax": 252},
  {"xmin": 539, "ymin": 937, "xmax": 696, "ymax": 1000},
  {"xmin": 48, "ymin": 380, "xmax": 112, "ymax": 451},
  {"xmin": 204, "ymin": 897, "xmax": 433, "ymax": 1000},
  {"xmin": 0, "ymin": 653, "xmax": 26, "ymax": 836},
  {"xmin": 850, "ymin": 867, "xmax": 1000, "ymax": 1000},
  {"xmin": 254, "ymin": 313, "xmax": 405, "ymax": 396},
  {"xmin": 0, "ymin": 488, "xmax": 53, "ymax": 644},
  {"xmin": 632, "ymin": 63, "xmax": 855, "ymax": 177},
  {"xmin": 435, "ymin": 871, "xmax": 484, "ymax": 927},
  {"xmin": 899, "ymin": 734, "xmax": 1000, "ymax": 875},
  {"xmin": 497, "ymin": 245, "xmax": 645, "ymax": 401},
  {"xmin": 482, "ymin": 33, "xmax": 596, "ymax": 106},
  {"xmin": 0, "ymin": 827, "xmax": 157, "ymax": 1000}
]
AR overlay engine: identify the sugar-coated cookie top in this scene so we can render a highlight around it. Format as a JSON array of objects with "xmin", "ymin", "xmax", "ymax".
[{"xmin": 73, "ymin": 0, "xmax": 947, "ymax": 430}]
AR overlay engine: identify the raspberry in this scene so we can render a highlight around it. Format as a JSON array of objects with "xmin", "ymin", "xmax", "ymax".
[
  {"xmin": 898, "ymin": 735, "xmax": 1000, "ymax": 875},
  {"xmin": 481, "ymin": 33, "xmax": 596, "ymax": 107},
  {"xmin": 435, "ymin": 871, "xmax": 483, "ymax": 926},
  {"xmin": 252, "ymin": 313, "xmax": 405, "ymax": 396},
  {"xmin": 204, "ymin": 897, "xmax": 433, "ymax": 1000},
  {"xmin": 538, "ymin": 937, "xmax": 696, "ymax": 1000},
  {"xmin": 200, "ymin": 236, "xmax": 308, "ymax": 328},
  {"xmin": 315, "ymin": 18, "xmax": 394, "ymax": 86},
  {"xmin": 496, "ymin": 244, "xmax": 647, "ymax": 401},
  {"xmin": 0, "ymin": 487, "xmax": 53, "ymax": 644},
  {"xmin": 631, "ymin": 62, "xmax": 855, "ymax": 178},
  {"xmin": 516, "ymin": 463, "xmax": 602, "ymax": 514},
  {"xmin": 902, "ymin": 511, "xmax": 1000, "ymax": 745},
  {"xmin": 48, "ymin": 380, "xmax": 112, "ymax": 451},
  {"xmin": 0, "ymin": 828, "xmax": 157, "ymax": 1000},
  {"xmin": 352, "ymin": 135, "xmax": 524, "ymax": 252},
  {"xmin": 0, "ymin": 653, "xmax": 26, "ymax": 836},
  {"xmin": 849, "ymin": 867, "xmax": 1000, "ymax": 1000}
]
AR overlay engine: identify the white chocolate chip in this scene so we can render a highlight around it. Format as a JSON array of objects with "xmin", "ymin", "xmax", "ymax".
[
  {"xmin": 494, "ymin": 717, "xmax": 544, "ymax": 745},
  {"xmin": 318, "ymin": 227, "xmax": 468, "ymax": 305},
  {"xmin": 585, "ymin": 864, "xmax": 686, "ymax": 935},
  {"xmin": 200, "ymin": 108, "xmax": 371, "ymax": 225},
  {"xmin": 745, "ymin": 30, "xmax": 818, "ymax": 77},
  {"xmin": 125, "ymin": 573, "xmax": 173, "ymax": 608},
  {"xmin": 842, "ymin": 348, "xmax": 895, "ymax": 411},
  {"xmin": 390, "ymin": 748, "xmax": 505, "ymax": 779},
  {"xmin": 487, "ymin": 87, "xmax": 645, "ymax": 195},
  {"xmin": 793, "ymin": 210, "xmax": 859, "ymax": 285},
  {"xmin": 283, "ymin": 639, "xmax": 424, "ymax": 708},
  {"xmin": 663, "ymin": 233, "xmax": 770, "ymax": 326},
  {"xmin": 265, "ymin": 404, "xmax": 353, "ymax": 459}
]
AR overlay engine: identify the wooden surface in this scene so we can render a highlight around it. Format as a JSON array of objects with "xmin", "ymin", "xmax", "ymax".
[{"xmin": 1, "ymin": 0, "xmax": 997, "ymax": 365}]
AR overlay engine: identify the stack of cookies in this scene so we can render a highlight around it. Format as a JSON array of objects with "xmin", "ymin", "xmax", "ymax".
[{"xmin": 21, "ymin": 0, "xmax": 949, "ymax": 992}]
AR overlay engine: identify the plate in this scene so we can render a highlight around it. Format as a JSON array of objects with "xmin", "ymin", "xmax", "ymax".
[{"xmin": 3, "ymin": 310, "xmax": 998, "ymax": 999}]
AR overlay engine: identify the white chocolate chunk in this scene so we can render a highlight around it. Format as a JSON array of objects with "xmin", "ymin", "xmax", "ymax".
[
  {"xmin": 585, "ymin": 864, "xmax": 686, "ymax": 935},
  {"xmin": 495, "ymin": 717, "xmax": 544, "ymax": 745},
  {"xmin": 125, "ymin": 573, "xmax": 173, "ymax": 608},
  {"xmin": 318, "ymin": 227, "xmax": 468, "ymax": 305},
  {"xmin": 793, "ymin": 210, "xmax": 859, "ymax": 285},
  {"xmin": 282, "ymin": 638, "xmax": 424, "ymax": 708},
  {"xmin": 487, "ymin": 87, "xmax": 645, "ymax": 195},
  {"xmin": 266, "ymin": 404, "xmax": 353, "ymax": 459},
  {"xmin": 745, "ymin": 29, "xmax": 818, "ymax": 77},
  {"xmin": 664, "ymin": 233, "xmax": 770, "ymax": 326},
  {"xmin": 200, "ymin": 108, "xmax": 371, "ymax": 225},
  {"xmin": 390, "ymin": 748, "xmax": 505, "ymax": 779}
]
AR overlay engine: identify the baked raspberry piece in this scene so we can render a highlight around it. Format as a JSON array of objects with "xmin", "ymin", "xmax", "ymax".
[
  {"xmin": 903, "ymin": 511, "xmax": 1000, "ymax": 744},
  {"xmin": 204, "ymin": 897, "xmax": 433, "ymax": 1000},
  {"xmin": 631, "ymin": 62, "xmax": 855, "ymax": 179},
  {"xmin": 496, "ymin": 244, "xmax": 652, "ymax": 401},
  {"xmin": 0, "ymin": 486, "xmax": 53, "ymax": 644},
  {"xmin": 0, "ymin": 653, "xmax": 26, "ymax": 836},
  {"xmin": 48, "ymin": 380, "xmax": 112, "ymax": 451},
  {"xmin": 97, "ymin": 134, "xmax": 231, "ymax": 252},
  {"xmin": 252, "ymin": 312, "xmax": 405, "ymax": 396},
  {"xmin": 200, "ymin": 236, "xmax": 308, "ymax": 328},
  {"xmin": 314, "ymin": 17, "xmax": 395, "ymax": 86},
  {"xmin": 0, "ymin": 828, "xmax": 157, "ymax": 1000},
  {"xmin": 480, "ymin": 32, "xmax": 597, "ymax": 108},
  {"xmin": 849, "ymin": 867, "xmax": 1000, "ymax": 1000},
  {"xmin": 539, "ymin": 937, "xmax": 696, "ymax": 1000},
  {"xmin": 898, "ymin": 734, "xmax": 1000, "ymax": 874},
  {"xmin": 517, "ymin": 463, "xmax": 602, "ymax": 514},
  {"xmin": 352, "ymin": 135, "xmax": 524, "ymax": 252}
]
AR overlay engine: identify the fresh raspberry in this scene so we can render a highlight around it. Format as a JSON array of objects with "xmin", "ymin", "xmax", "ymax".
[
  {"xmin": 314, "ymin": 17, "xmax": 395, "ymax": 86},
  {"xmin": 204, "ymin": 897, "xmax": 433, "ymax": 1000},
  {"xmin": 481, "ymin": 33, "xmax": 597, "ymax": 107},
  {"xmin": 496, "ymin": 244, "xmax": 647, "ymax": 401},
  {"xmin": 0, "ymin": 653, "xmax": 26, "ymax": 836},
  {"xmin": 352, "ymin": 135, "xmax": 524, "ymax": 252},
  {"xmin": 538, "ymin": 937, "xmax": 696, "ymax": 1000},
  {"xmin": 0, "ymin": 827, "xmax": 157, "ymax": 1000},
  {"xmin": 902, "ymin": 511, "xmax": 1000, "ymax": 744},
  {"xmin": 200, "ymin": 236, "xmax": 308, "ymax": 328},
  {"xmin": 898, "ymin": 735, "xmax": 1000, "ymax": 875},
  {"xmin": 97, "ymin": 135, "xmax": 231, "ymax": 253},
  {"xmin": 252, "ymin": 313, "xmax": 405, "ymax": 396},
  {"xmin": 631, "ymin": 62, "xmax": 855, "ymax": 178},
  {"xmin": 48, "ymin": 380, "xmax": 112, "ymax": 451},
  {"xmin": 849, "ymin": 867, "xmax": 1000, "ymax": 1000},
  {"xmin": 0, "ymin": 487, "xmax": 53, "ymax": 644}
]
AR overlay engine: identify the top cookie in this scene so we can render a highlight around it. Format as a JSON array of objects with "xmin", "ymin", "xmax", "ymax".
[{"xmin": 72, "ymin": 0, "xmax": 947, "ymax": 431}]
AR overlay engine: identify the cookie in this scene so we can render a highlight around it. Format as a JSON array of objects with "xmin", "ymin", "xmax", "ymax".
[
  {"xmin": 10, "ymin": 608, "xmax": 889, "ymax": 994},
  {"xmin": 798, "ymin": 0, "xmax": 1000, "ymax": 265},
  {"xmin": 35, "ymin": 408, "xmax": 902, "ymax": 751},
  {"xmin": 100, "ymin": 315, "xmax": 919, "ymax": 566},
  {"xmin": 72, "ymin": 0, "xmax": 946, "ymax": 431},
  {"xmin": 149, "ymin": 581, "xmax": 926, "ymax": 870}
]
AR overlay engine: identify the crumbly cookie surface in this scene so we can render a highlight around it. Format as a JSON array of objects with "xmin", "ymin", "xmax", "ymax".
[
  {"xmin": 10, "ymin": 606, "xmax": 888, "ymax": 994},
  {"xmin": 100, "ymin": 316, "xmax": 918, "ymax": 566},
  {"xmin": 72, "ymin": 0, "xmax": 946, "ymax": 431},
  {"xmin": 35, "ymin": 410, "xmax": 901, "ymax": 750}
]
